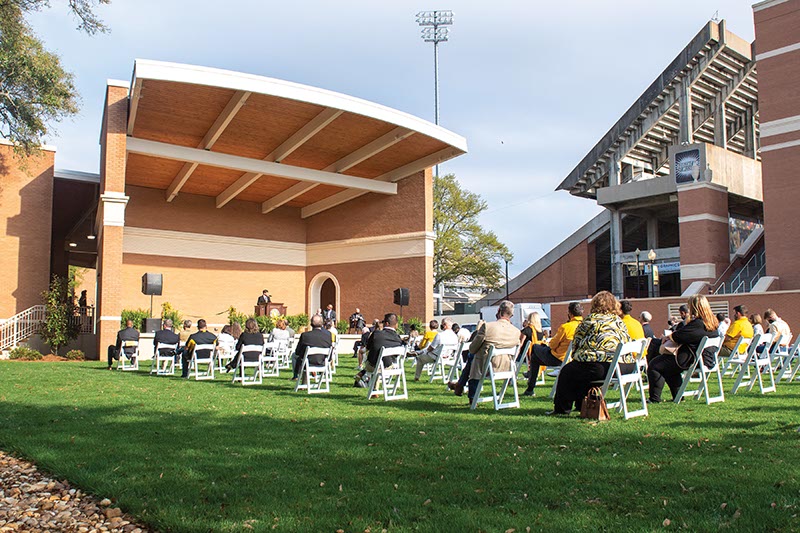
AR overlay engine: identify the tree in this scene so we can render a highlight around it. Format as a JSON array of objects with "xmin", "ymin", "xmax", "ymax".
[
  {"xmin": 433, "ymin": 174, "xmax": 512, "ymax": 290},
  {"xmin": 40, "ymin": 274, "xmax": 79, "ymax": 354},
  {"xmin": 0, "ymin": 0, "xmax": 110, "ymax": 154}
]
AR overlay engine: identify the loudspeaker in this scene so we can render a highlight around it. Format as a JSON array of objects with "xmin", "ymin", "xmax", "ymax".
[
  {"xmin": 141, "ymin": 273, "xmax": 163, "ymax": 296},
  {"xmin": 142, "ymin": 318, "xmax": 161, "ymax": 333},
  {"xmin": 393, "ymin": 288, "xmax": 409, "ymax": 307}
]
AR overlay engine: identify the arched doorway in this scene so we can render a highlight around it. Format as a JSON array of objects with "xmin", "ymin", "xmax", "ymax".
[{"xmin": 308, "ymin": 272, "xmax": 340, "ymax": 318}]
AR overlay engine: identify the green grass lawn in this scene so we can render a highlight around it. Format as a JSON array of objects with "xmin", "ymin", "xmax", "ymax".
[{"xmin": 0, "ymin": 358, "xmax": 798, "ymax": 532}]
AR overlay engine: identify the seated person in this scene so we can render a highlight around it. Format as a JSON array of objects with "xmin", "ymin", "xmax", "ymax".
[
  {"xmin": 718, "ymin": 305, "xmax": 754, "ymax": 359},
  {"xmin": 181, "ymin": 319, "xmax": 217, "ymax": 378},
  {"xmin": 107, "ymin": 319, "xmax": 139, "ymax": 369},
  {"xmin": 354, "ymin": 313, "xmax": 404, "ymax": 387},
  {"xmin": 227, "ymin": 318, "xmax": 265, "ymax": 372},
  {"xmin": 640, "ymin": 311, "xmax": 656, "ymax": 339},
  {"xmin": 416, "ymin": 320, "xmax": 438, "ymax": 351},
  {"xmin": 413, "ymin": 318, "xmax": 458, "ymax": 381},
  {"xmin": 716, "ymin": 313, "xmax": 730, "ymax": 337},
  {"xmin": 153, "ymin": 319, "xmax": 180, "ymax": 359},
  {"xmin": 647, "ymin": 295, "xmax": 719, "ymax": 403},
  {"xmin": 268, "ymin": 319, "xmax": 291, "ymax": 343},
  {"xmin": 447, "ymin": 320, "xmax": 484, "ymax": 396},
  {"xmin": 326, "ymin": 321, "xmax": 337, "ymax": 343},
  {"xmin": 523, "ymin": 302, "xmax": 583, "ymax": 396},
  {"xmin": 552, "ymin": 292, "xmax": 633, "ymax": 415},
  {"xmin": 620, "ymin": 300, "xmax": 645, "ymax": 339},
  {"xmin": 466, "ymin": 301, "xmax": 522, "ymax": 403},
  {"xmin": 355, "ymin": 326, "xmax": 371, "ymax": 365},
  {"xmin": 292, "ymin": 314, "xmax": 333, "ymax": 379},
  {"xmin": 175, "ymin": 319, "xmax": 194, "ymax": 363},
  {"xmin": 765, "ymin": 308, "xmax": 792, "ymax": 348}
]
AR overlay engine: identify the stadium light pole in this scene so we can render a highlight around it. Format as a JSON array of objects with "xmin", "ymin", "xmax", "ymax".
[{"xmin": 416, "ymin": 10, "xmax": 453, "ymax": 177}]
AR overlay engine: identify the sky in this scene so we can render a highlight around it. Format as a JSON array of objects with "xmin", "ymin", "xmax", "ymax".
[{"xmin": 30, "ymin": 0, "xmax": 759, "ymax": 278}]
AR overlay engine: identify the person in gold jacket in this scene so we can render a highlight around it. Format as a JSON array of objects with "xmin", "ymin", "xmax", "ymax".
[
  {"xmin": 523, "ymin": 302, "xmax": 584, "ymax": 396},
  {"xmin": 719, "ymin": 304, "xmax": 754, "ymax": 358},
  {"xmin": 467, "ymin": 301, "xmax": 521, "ymax": 403},
  {"xmin": 620, "ymin": 300, "xmax": 645, "ymax": 339}
]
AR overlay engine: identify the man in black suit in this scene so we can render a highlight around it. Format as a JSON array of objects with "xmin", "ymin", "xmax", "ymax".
[
  {"xmin": 292, "ymin": 314, "xmax": 333, "ymax": 379},
  {"xmin": 107, "ymin": 319, "xmax": 139, "ymax": 369},
  {"xmin": 257, "ymin": 289, "xmax": 271, "ymax": 306},
  {"xmin": 349, "ymin": 308, "xmax": 365, "ymax": 332},
  {"xmin": 353, "ymin": 313, "xmax": 404, "ymax": 387},
  {"xmin": 153, "ymin": 319, "xmax": 180, "ymax": 358},
  {"xmin": 181, "ymin": 319, "xmax": 217, "ymax": 378},
  {"xmin": 322, "ymin": 304, "xmax": 336, "ymax": 323}
]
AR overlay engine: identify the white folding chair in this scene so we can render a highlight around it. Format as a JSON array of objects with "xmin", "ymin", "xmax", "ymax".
[
  {"xmin": 215, "ymin": 340, "xmax": 236, "ymax": 373},
  {"xmin": 259, "ymin": 341, "xmax": 280, "ymax": 377},
  {"xmin": 777, "ymin": 337, "xmax": 800, "ymax": 382},
  {"xmin": 232, "ymin": 344, "xmax": 265, "ymax": 385},
  {"xmin": 151, "ymin": 342, "xmax": 177, "ymax": 376},
  {"xmin": 732, "ymin": 333, "xmax": 776, "ymax": 394},
  {"xmin": 722, "ymin": 336, "xmax": 753, "ymax": 377},
  {"xmin": 768, "ymin": 334, "xmax": 790, "ymax": 373},
  {"xmin": 189, "ymin": 344, "xmax": 216, "ymax": 381},
  {"xmin": 277, "ymin": 338, "xmax": 294, "ymax": 370},
  {"xmin": 116, "ymin": 341, "xmax": 140, "ymax": 371},
  {"xmin": 674, "ymin": 336, "xmax": 723, "ymax": 404},
  {"xmin": 294, "ymin": 346, "xmax": 333, "ymax": 394},
  {"xmin": 513, "ymin": 340, "xmax": 531, "ymax": 379},
  {"xmin": 470, "ymin": 345, "xmax": 520, "ymax": 411},
  {"xmin": 366, "ymin": 346, "xmax": 409, "ymax": 401},
  {"xmin": 446, "ymin": 343, "xmax": 469, "ymax": 385},
  {"xmin": 548, "ymin": 341, "xmax": 573, "ymax": 400},
  {"xmin": 330, "ymin": 340, "xmax": 339, "ymax": 374},
  {"xmin": 601, "ymin": 339, "xmax": 649, "ymax": 420},
  {"xmin": 429, "ymin": 342, "xmax": 461, "ymax": 383}
]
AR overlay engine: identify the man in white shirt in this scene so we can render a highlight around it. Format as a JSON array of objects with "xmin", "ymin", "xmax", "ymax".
[
  {"xmin": 413, "ymin": 317, "xmax": 459, "ymax": 381},
  {"xmin": 764, "ymin": 308, "xmax": 792, "ymax": 347},
  {"xmin": 455, "ymin": 323, "xmax": 472, "ymax": 344}
]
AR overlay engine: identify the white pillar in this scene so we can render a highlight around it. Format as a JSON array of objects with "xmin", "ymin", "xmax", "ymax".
[{"xmin": 679, "ymin": 79, "xmax": 693, "ymax": 145}]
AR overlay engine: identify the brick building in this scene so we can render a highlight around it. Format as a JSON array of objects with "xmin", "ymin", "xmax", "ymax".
[
  {"xmin": 0, "ymin": 60, "xmax": 467, "ymax": 358},
  {"xmin": 481, "ymin": 10, "xmax": 800, "ymax": 325}
]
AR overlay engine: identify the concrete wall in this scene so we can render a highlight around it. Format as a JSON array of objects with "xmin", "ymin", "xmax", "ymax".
[{"xmin": 0, "ymin": 144, "xmax": 55, "ymax": 318}]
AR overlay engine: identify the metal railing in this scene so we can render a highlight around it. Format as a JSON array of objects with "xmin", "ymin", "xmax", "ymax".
[
  {"xmin": 0, "ymin": 305, "xmax": 46, "ymax": 351},
  {"xmin": 72, "ymin": 306, "xmax": 95, "ymax": 334},
  {"xmin": 714, "ymin": 250, "xmax": 766, "ymax": 294}
]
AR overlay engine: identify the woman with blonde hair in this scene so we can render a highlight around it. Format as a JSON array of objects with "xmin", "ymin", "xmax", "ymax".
[
  {"xmin": 269, "ymin": 318, "xmax": 290, "ymax": 342},
  {"xmin": 552, "ymin": 291, "xmax": 632, "ymax": 415},
  {"xmin": 647, "ymin": 294, "xmax": 719, "ymax": 403},
  {"xmin": 749, "ymin": 313, "xmax": 765, "ymax": 337}
]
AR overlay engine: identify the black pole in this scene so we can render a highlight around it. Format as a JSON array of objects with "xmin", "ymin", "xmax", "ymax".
[
  {"xmin": 505, "ymin": 259, "xmax": 509, "ymax": 300},
  {"xmin": 636, "ymin": 257, "xmax": 641, "ymax": 299}
]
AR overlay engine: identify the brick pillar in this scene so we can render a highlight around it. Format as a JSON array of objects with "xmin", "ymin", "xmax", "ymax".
[
  {"xmin": 96, "ymin": 83, "xmax": 129, "ymax": 360},
  {"xmin": 677, "ymin": 183, "xmax": 729, "ymax": 292},
  {"xmin": 423, "ymin": 167, "xmax": 434, "ymax": 321}
]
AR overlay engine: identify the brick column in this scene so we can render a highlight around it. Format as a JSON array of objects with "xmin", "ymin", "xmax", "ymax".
[
  {"xmin": 422, "ymin": 167, "xmax": 434, "ymax": 321},
  {"xmin": 96, "ymin": 83, "xmax": 129, "ymax": 360},
  {"xmin": 677, "ymin": 183, "xmax": 729, "ymax": 292}
]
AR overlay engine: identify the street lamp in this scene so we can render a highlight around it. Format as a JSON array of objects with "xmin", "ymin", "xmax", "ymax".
[
  {"xmin": 634, "ymin": 248, "xmax": 641, "ymax": 299},
  {"xmin": 647, "ymin": 249, "xmax": 657, "ymax": 298},
  {"xmin": 416, "ymin": 10, "xmax": 454, "ymax": 177}
]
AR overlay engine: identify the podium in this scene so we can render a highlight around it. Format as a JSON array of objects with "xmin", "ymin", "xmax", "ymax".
[{"xmin": 255, "ymin": 302, "xmax": 287, "ymax": 317}]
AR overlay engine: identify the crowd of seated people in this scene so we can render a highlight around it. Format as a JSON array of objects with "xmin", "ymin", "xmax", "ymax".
[{"xmin": 111, "ymin": 293, "xmax": 794, "ymax": 419}]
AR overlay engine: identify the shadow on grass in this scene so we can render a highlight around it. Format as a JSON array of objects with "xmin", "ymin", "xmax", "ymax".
[{"xmin": 0, "ymin": 364, "xmax": 799, "ymax": 532}]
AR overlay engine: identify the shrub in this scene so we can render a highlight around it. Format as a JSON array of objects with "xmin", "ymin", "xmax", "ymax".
[
  {"xmin": 40, "ymin": 275, "xmax": 80, "ymax": 355},
  {"xmin": 64, "ymin": 349, "xmax": 85, "ymax": 361},
  {"xmin": 161, "ymin": 301, "xmax": 182, "ymax": 325},
  {"xmin": 286, "ymin": 314, "xmax": 309, "ymax": 332},
  {"xmin": 403, "ymin": 317, "xmax": 425, "ymax": 334},
  {"xmin": 336, "ymin": 320, "xmax": 348, "ymax": 334},
  {"xmin": 227, "ymin": 306, "xmax": 249, "ymax": 327},
  {"xmin": 121, "ymin": 309, "xmax": 150, "ymax": 331},
  {"xmin": 8, "ymin": 345, "xmax": 43, "ymax": 360},
  {"xmin": 254, "ymin": 315, "xmax": 274, "ymax": 333}
]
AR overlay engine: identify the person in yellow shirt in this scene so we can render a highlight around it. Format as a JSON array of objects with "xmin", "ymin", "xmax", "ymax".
[
  {"xmin": 620, "ymin": 300, "xmax": 645, "ymax": 339},
  {"xmin": 417, "ymin": 320, "xmax": 439, "ymax": 350},
  {"xmin": 523, "ymin": 302, "xmax": 584, "ymax": 396},
  {"xmin": 720, "ymin": 304, "xmax": 754, "ymax": 358}
]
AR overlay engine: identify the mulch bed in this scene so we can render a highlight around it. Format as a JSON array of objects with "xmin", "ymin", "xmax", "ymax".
[{"xmin": 0, "ymin": 451, "xmax": 151, "ymax": 532}]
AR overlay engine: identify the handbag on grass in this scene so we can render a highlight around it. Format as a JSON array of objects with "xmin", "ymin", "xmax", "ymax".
[
  {"xmin": 659, "ymin": 338, "xmax": 682, "ymax": 356},
  {"xmin": 580, "ymin": 386, "xmax": 610, "ymax": 421}
]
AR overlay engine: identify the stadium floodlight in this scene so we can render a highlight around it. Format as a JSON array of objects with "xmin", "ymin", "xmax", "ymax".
[{"xmin": 416, "ymin": 10, "xmax": 454, "ymax": 176}]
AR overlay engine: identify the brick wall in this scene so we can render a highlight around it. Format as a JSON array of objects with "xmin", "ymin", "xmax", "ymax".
[
  {"xmin": 505, "ymin": 239, "xmax": 595, "ymax": 304},
  {"xmin": 0, "ymin": 144, "xmax": 54, "ymax": 317},
  {"xmin": 550, "ymin": 290, "xmax": 800, "ymax": 340}
]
